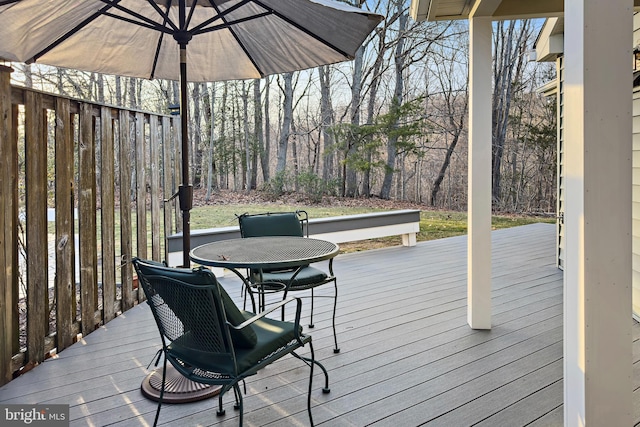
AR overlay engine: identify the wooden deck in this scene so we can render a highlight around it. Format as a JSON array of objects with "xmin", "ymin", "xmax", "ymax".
[{"xmin": 1, "ymin": 223, "xmax": 638, "ymax": 426}]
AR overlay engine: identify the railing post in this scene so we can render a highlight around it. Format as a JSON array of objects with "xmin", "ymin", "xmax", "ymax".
[
  {"xmin": 0, "ymin": 65, "xmax": 16, "ymax": 385},
  {"xmin": 54, "ymin": 97, "xmax": 75, "ymax": 352}
]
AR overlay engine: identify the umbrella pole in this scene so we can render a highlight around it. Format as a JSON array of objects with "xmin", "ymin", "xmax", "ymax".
[
  {"xmin": 179, "ymin": 45, "xmax": 192, "ymax": 267},
  {"xmin": 143, "ymin": 42, "xmax": 225, "ymax": 405}
]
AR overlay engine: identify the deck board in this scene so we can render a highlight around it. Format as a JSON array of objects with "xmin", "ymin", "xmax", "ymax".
[{"xmin": 0, "ymin": 223, "xmax": 636, "ymax": 426}]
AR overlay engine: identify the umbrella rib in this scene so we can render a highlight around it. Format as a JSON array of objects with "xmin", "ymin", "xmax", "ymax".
[
  {"xmin": 143, "ymin": 0, "xmax": 179, "ymax": 32},
  {"xmin": 101, "ymin": 11, "xmax": 173, "ymax": 34},
  {"xmin": 190, "ymin": 0, "xmax": 249, "ymax": 34},
  {"xmin": 191, "ymin": 12, "xmax": 271, "ymax": 36},
  {"xmin": 100, "ymin": 0, "xmax": 178, "ymax": 32},
  {"xmin": 196, "ymin": 0, "xmax": 265, "ymax": 77},
  {"xmin": 252, "ymin": 0, "xmax": 352, "ymax": 59},
  {"xmin": 29, "ymin": 0, "xmax": 123, "ymax": 63},
  {"xmin": 149, "ymin": 1, "xmax": 173, "ymax": 80},
  {"xmin": 185, "ymin": 0, "xmax": 198, "ymax": 30}
]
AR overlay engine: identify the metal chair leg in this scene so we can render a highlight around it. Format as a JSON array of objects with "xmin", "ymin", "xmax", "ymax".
[
  {"xmin": 233, "ymin": 384, "xmax": 241, "ymax": 410},
  {"xmin": 216, "ymin": 387, "xmax": 226, "ymax": 416},
  {"xmin": 309, "ymin": 288, "xmax": 315, "ymax": 328},
  {"xmin": 153, "ymin": 358, "xmax": 167, "ymax": 427},
  {"xmin": 292, "ymin": 350, "xmax": 330, "ymax": 394},
  {"xmin": 307, "ymin": 341, "xmax": 316, "ymax": 426},
  {"xmin": 233, "ymin": 384, "xmax": 244, "ymax": 426},
  {"xmin": 332, "ymin": 279, "xmax": 340, "ymax": 353}
]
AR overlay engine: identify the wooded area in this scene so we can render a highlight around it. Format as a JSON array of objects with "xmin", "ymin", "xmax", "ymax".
[{"xmin": 10, "ymin": 1, "xmax": 556, "ymax": 213}]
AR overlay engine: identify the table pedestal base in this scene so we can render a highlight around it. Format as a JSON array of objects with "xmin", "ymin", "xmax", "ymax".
[{"xmin": 141, "ymin": 365, "xmax": 222, "ymax": 403}]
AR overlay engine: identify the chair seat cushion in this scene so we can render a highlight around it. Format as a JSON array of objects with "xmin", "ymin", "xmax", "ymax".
[
  {"xmin": 168, "ymin": 312, "xmax": 302, "ymax": 375},
  {"xmin": 252, "ymin": 266, "xmax": 329, "ymax": 290},
  {"xmin": 233, "ymin": 314, "xmax": 303, "ymax": 373}
]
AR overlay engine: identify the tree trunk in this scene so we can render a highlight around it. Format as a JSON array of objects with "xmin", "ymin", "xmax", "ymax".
[
  {"xmin": 430, "ymin": 41, "xmax": 469, "ymax": 207},
  {"xmin": 262, "ymin": 78, "xmax": 271, "ymax": 183},
  {"xmin": 232, "ymin": 86, "xmax": 240, "ymax": 191},
  {"xmin": 128, "ymin": 77, "xmax": 137, "ymax": 109},
  {"xmin": 219, "ymin": 82, "xmax": 228, "ymax": 189},
  {"xmin": 205, "ymin": 83, "xmax": 218, "ymax": 201},
  {"xmin": 276, "ymin": 72, "xmax": 293, "ymax": 174},
  {"xmin": 242, "ymin": 80, "xmax": 251, "ymax": 192},
  {"xmin": 96, "ymin": 73, "xmax": 105, "ymax": 103},
  {"xmin": 431, "ymin": 121, "xmax": 463, "ymax": 206},
  {"xmin": 291, "ymin": 119, "xmax": 299, "ymax": 192},
  {"xmin": 492, "ymin": 20, "xmax": 531, "ymax": 206},
  {"xmin": 56, "ymin": 68, "xmax": 65, "ymax": 95},
  {"xmin": 115, "ymin": 76, "xmax": 122, "ymax": 106},
  {"xmin": 380, "ymin": 11, "xmax": 407, "ymax": 200},
  {"xmin": 253, "ymin": 78, "xmax": 263, "ymax": 189},
  {"xmin": 364, "ymin": 34, "xmax": 385, "ymax": 197},
  {"xmin": 172, "ymin": 81, "xmax": 180, "ymax": 110},
  {"xmin": 346, "ymin": 46, "xmax": 364, "ymax": 197},
  {"xmin": 319, "ymin": 66, "xmax": 334, "ymax": 182},
  {"xmin": 22, "ymin": 64, "xmax": 32, "ymax": 88},
  {"xmin": 191, "ymin": 82, "xmax": 202, "ymax": 187}
]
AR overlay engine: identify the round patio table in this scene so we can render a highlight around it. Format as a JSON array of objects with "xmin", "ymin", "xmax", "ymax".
[
  {"xmin": 190, "ymin": 236, "xmax": 339, "ymax": 309},
  {"xmin": 190, "ymin": 236, "xmax": 339, "ymax": 270}
]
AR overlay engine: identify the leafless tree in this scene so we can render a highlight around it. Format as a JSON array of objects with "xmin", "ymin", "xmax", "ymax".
[{"xmin": 276, "ymin": 72, "xmax": 293, "ymax": 175}]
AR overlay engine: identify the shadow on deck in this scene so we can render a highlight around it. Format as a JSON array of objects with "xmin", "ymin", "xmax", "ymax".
[{"xmin": 1, "ymin": 223, "xmax": 636, "ymax": 426}]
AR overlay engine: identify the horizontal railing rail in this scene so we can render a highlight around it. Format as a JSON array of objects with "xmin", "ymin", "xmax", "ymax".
[{"xmin": 166, "ymin": 209, "xmax": 421, "ymax": 268}]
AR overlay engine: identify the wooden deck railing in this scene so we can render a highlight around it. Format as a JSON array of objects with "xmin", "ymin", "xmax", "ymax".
[{"xmin": 0, "ymin": 66, "xmax": 181, "ymax": 385}]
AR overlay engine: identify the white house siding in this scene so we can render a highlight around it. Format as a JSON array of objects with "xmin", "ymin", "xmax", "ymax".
[
  {"xmin": 633, "ymin": 85, "xmax": 640, "ymax": 318},
  {"xmin": 540, "ymin": 15, "xmax": 639, "ymax": 317},
  {"xmin": 557, "ymin": 56, "xmax": 565, "ymax": 271},
  {"xmin": 633, "ymin": 13, "xmax": 640, "ymax": 319}
]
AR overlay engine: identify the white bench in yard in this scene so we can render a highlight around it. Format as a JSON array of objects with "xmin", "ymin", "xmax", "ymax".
[{"xmin": 166, "ymin": 209, "xmax": 421, "ymax": 269}]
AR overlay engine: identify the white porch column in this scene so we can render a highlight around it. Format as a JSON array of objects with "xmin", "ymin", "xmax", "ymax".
[
  {"xmin": 564, "ymin": 0, "xmax": 632, "ymax": 425},
  {"xmin": 467, "ymin": 15, "xmax": 493, "ymax": 330}
]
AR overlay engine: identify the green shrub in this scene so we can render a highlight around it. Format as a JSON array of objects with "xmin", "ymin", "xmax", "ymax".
[
  {"xmin": 263, "ymin": 170, "xmax": 289, "ymax": 199},
  {"xmin": 297, "ymin": 171, "xmax": 325, "ymax": 203}
]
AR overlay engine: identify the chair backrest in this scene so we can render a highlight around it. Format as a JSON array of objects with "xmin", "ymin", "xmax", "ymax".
[
  {"xmin": 238, "ymin": 211, "xmax": 308, "ymax": 238},
  {"xmin": 132, "ymin": 259, "xmax": 239, "ymax": 373}
]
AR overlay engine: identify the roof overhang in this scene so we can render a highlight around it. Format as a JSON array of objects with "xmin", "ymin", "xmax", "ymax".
[
  {"xmin": 535, "ymin": 79, "xmax": 558, "ymax": 97},
  {"xmin": 411, "ymin": 0, "xmax": 640, "ymax": 22},
  {"xmin": 534, "ymin": 17, "xmax": 564, "ymax": 62},
  {"xmin": 410, "ymin": 0, "xmax": 563, "ymax": 22}
]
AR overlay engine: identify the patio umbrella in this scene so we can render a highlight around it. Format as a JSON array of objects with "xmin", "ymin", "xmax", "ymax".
[{"xmin": 0, "ymin": 0, "xmax": 383, "ymax": 267}]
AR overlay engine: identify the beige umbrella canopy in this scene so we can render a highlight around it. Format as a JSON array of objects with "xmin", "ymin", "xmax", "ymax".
[{"xmin": 0, "ymin": 0, "xmax": 383, "ymax": 266}]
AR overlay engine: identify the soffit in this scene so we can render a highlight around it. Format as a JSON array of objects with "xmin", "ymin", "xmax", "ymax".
[{"xmin": 410, "ymin": 0, "xmax": 564, "ymax": 22}]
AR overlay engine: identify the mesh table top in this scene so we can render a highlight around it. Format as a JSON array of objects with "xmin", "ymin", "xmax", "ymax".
[{"xmin": 189, "ymin": 236, "xmax": 339, "ymax": 269}]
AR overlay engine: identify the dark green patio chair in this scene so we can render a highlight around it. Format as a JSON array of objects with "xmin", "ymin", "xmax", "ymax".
[
  {"xmin": 237, "ymin": 211, "xmax": 340, "ymax": 353},
  {"xmin": 132, "ymin": 258, "xmax": 330, "ymax": 427}
]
